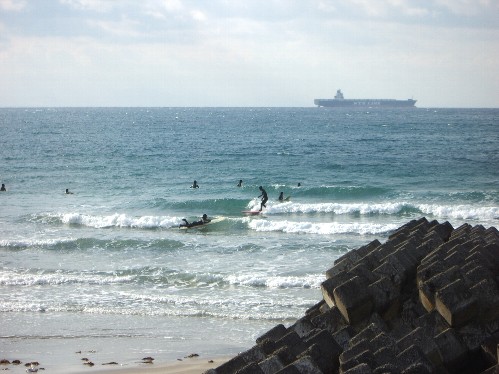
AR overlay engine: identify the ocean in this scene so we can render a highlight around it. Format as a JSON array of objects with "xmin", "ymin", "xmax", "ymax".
[{"xmin": 0, "ymin": 107, "xmax": 498, "ymax": 371}]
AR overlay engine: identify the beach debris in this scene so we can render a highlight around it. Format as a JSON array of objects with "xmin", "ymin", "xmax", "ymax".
[
  {"xmin": 83, "ymin": 361, "xmax": 94, "ymax": 367},
  {"xmin": 25, "ymin": 362, "xmax": 39, "ymax": 373},
  {"xmin": 0, "ymin": 360, "xmax": 10, "ymax": 365},
  {"xmin": 102, "ymin": 362, "xmax": 119, "ymax": 365},
  {"xmin": 208, "ymin": 360, "xmax": 214, "ymax": 363},
  {"xmin": 141, "ymin": 357, "xmax": 154, "ymax": 364},
  {"xmin": 185, "ymin": 353, "xmax": 199, "ymax": 358},
  {"xmin": 12, "ymin": 360, "xmax": 21, "ymax": 365},
  {"xmin": 81, "ymin": 358, "xmax": 89, "ymax": 362},
  {"xmin": 24, "ymin": 362, "xmax": 39, "ymax": 367},
  {"xmin": 75, "ymin": 351, "xmax": 81, "ymax": 354}
]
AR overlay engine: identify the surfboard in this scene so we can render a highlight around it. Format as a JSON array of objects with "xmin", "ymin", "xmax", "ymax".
[
  {"xmin": 179, "ymin": 216, "xmax": 224, "ymax": 229},
  {"xmin": 242, "ymin": 210, "xmax": 261, "ymax": 215}
]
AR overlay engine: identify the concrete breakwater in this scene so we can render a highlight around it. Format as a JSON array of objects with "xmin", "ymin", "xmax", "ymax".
[{"xmin": 206, "ymin": 217, "xmax": 499, "ymax": 374}]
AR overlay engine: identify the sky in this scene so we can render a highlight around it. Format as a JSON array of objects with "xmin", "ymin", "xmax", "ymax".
[{"xmin": 0, "ymin": 0, "xmax": 498, "ymax": 107}]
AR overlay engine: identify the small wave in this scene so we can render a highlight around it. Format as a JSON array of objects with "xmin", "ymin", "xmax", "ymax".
[
  {"xmin": 248, "ymin": 220, "xmax": 399, "ymax": 236},
  {"xmin": 0, "ymin": 237, "xmax": 77, "ymax": 249},
  {"xmin": 417, "ymin": 204, "xmax": 499, "ymax": 220},
  {"xmin": 0, "ymin": 269, "xmax": 134, "ymax": 286},
  {"xmin": 225, "ymin": 273, "xmax": 323, "ymax": 289},
  {"xmin": 44, "ymin": 212, "xmax": 182, "ymax": 229},
  {"xmin": 248, "ymin": 200, "xmax": 413, "ymax": 216}
]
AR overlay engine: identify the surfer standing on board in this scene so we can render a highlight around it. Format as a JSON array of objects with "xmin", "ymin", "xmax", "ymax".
[{"xmin": 258, "ymin": 186, "xmax": 268, "ymax": 211}]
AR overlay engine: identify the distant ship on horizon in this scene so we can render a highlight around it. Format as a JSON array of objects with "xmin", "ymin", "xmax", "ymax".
[{"xmin": 314, "ymin": 89, "xmax": 417, "ymax": 108}]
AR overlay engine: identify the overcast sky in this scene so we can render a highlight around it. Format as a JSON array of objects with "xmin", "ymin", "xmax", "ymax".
[{"xmin": 0, "ymin": 0, "xmax": 498, "ymax": 107}]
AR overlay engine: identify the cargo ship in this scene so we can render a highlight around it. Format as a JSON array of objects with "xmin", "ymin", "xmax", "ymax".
[{"xmin": 314, "ymin": 89, "xmax": 417, "ymax": 108}]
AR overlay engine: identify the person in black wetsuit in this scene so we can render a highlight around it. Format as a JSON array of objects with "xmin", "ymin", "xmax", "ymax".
[
  {"xmin": 0, "ymin": 184, "xmax": 6, "ymax": 191},
  {"xmin": 191, "ymin": 180, "xmax": 199, "ymax": 188},
  {"xmin": 278, "ymin": 192, "xmax": 284, "ymax": 201},
  {"xmin": 258, "ymin": 186, "xmax": 268, "ymax": 211},
  {"xmin": 180, "ymin": 214, "xmax": 211, "ymax": 228},
  {"xmin": 237, "ymin": 180, "xmax": 243, "ymax": 187}
]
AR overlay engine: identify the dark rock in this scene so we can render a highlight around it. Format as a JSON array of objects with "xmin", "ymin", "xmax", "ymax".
[
  {"xmin": 333, "ymin": 275, "xmax": 373, "ymax": 324},
  {"xmin": 274, "ymin": 331, "xmax": 308, "ymax": 358},
  {"xmin": 368, "ymin": 276, "xmax": 401, "ymax": 321},
  {"xmin": 290, "ymin": 315, "xmax": 316, "ymax": 338},
  {"xmin": 332, "ymin": 325, "xmax": 355, "ymax": 351},
  {"xmin": 236, "ymin": 362, "xmax": 264, "ymax": 374},
  {"xmin": 433, "ymin": 328, "xmax": 468, "ymax": 371},
  {"xmin": 397, "ymin": 326, "xmax": 441, "ymax": 367},
  {"xmin": 435, "ymin": 278, "xmax": 479, "ymax": 327},
  {"xmin": 311, "ymin": 305, "xmax": 346, "ymax": 334},
  {"xmin": 341, "ymin": 363, "xmax": 372, "ymax": 373},
  {"xmin": 277, "ymin": 356, "xmax": 323, "ymax": 374},
  {"xmin": 256, "ymin": 324, "xmax": 288, "ymax": 344},
  {"xmin": 396, "ymin": 344, "xmax": 434, "ymax": 372}
]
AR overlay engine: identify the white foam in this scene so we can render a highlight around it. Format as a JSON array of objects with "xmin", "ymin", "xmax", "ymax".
[
  {"xmin": 418, "ymin": 204, "xmax": 499, "ymax": 220},
  {"xmin": 226, "ymin": 273, "xmax": 323, "ymax": 289},
  {"xmin": 54, "ymin": 212, "xmax": 181, "ymax": 229},
  {"xmin": 248, "ymin": 219, "xmax": 399, "ymax": 235},
  {"xmin": 248, "ymin": 200, "xmax": 499, "ymax": 223},
  {"xmin": 0, "ymin": 237, "xmax": 76, "ymax": 248},
  {"xmin": 253, "ymin": 201, "xmax": 409, "ymax": 215},
  {"xmin": 0, "ymin": 269, "xmax": 133, "ymax": 286}
]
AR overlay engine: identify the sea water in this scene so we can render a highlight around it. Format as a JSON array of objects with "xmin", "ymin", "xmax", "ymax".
[{"xmin": 0, "ymin": 107, "xmax": 498, "ymax": 370}]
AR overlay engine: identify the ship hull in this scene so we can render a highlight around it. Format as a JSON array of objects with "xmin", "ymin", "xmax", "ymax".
[{"xmin": 314, "ymin": 99, "xmax": 417, "ymax": 108}]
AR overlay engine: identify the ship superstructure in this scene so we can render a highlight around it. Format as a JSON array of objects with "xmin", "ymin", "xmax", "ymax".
[{"xmin": 314, "ymin": 90, "xmax": 416, "ymax": 108}]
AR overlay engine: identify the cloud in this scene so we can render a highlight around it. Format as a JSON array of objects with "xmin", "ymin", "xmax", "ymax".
[
  {"xmin": 58, "ymin": 0, "xmax": 116, "ymax": 13},
  {"xmin": 0, "ymin": 0, "xmax": 27, "ymax": 11},
  {"xmin": 0, "ymin": 0, "xmax": 498, "ymax": 107}
]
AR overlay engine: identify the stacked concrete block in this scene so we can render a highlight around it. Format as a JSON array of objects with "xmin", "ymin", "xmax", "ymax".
[{"xmin": 205, "ymin": 218, "xmax": 499, "ymax": 374}]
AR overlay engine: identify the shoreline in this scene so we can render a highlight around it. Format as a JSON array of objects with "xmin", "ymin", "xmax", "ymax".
[
  {"xmin": 0, "ymin": 355, "xmax": 231, "ymax": 374},
  {"xmin": 75, "ymin": 356, "xmax": 231, "ymax": 374}
]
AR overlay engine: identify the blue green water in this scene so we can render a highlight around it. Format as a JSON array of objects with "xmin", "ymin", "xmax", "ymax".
[{"xmin": 0, "ymin": 107, "xmax": 498, "ymax": 370}]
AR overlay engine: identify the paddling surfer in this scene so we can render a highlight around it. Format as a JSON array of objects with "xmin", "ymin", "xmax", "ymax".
[{"xmin": 180, "ymin": 214, "xmax": 211, "ymax": 228}]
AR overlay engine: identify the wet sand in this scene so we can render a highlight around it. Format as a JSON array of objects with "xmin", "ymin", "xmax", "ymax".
[
  {"xmin": 83, "ymin": 356, "xmax": 229, "ymax": 374},
  {"xmin": 0, "ymin": 356, "xmax": 230, "ymax": 374}
]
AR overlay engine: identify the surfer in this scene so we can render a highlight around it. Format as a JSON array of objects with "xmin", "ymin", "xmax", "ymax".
[
  {"xmin": 180, "ymin": 214, "xmax": 211, "ymax": 228},
  {"xmin": 191, "ymin": 180, "xmax": 199, "ymax": 188},
  {"xmin": 65, "ymin": 188, "xmax": 73, "ymax": 194},
  {"xmin": 278, "ymin": 192, "xmax": 284, "ymax": 201},
  {"xmin": 0, "ymin": 184, "xmax": 5, "ymax": 191},
  {"xmin": 258, "ymin": 186, "xmax": 268, "ymax": 211},
  {"xmin": 237, "ymin": 180, "xmax": 243, "ymax": 187}
]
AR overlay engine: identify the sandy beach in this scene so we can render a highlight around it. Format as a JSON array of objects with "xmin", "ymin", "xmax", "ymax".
[
  {"xmin": 0, "ymin": 356, "xmax": 230, "ymax": 374},
  {"xmin": 83, "ymin": 356, "xmax": 230, "ymax": 374}
]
